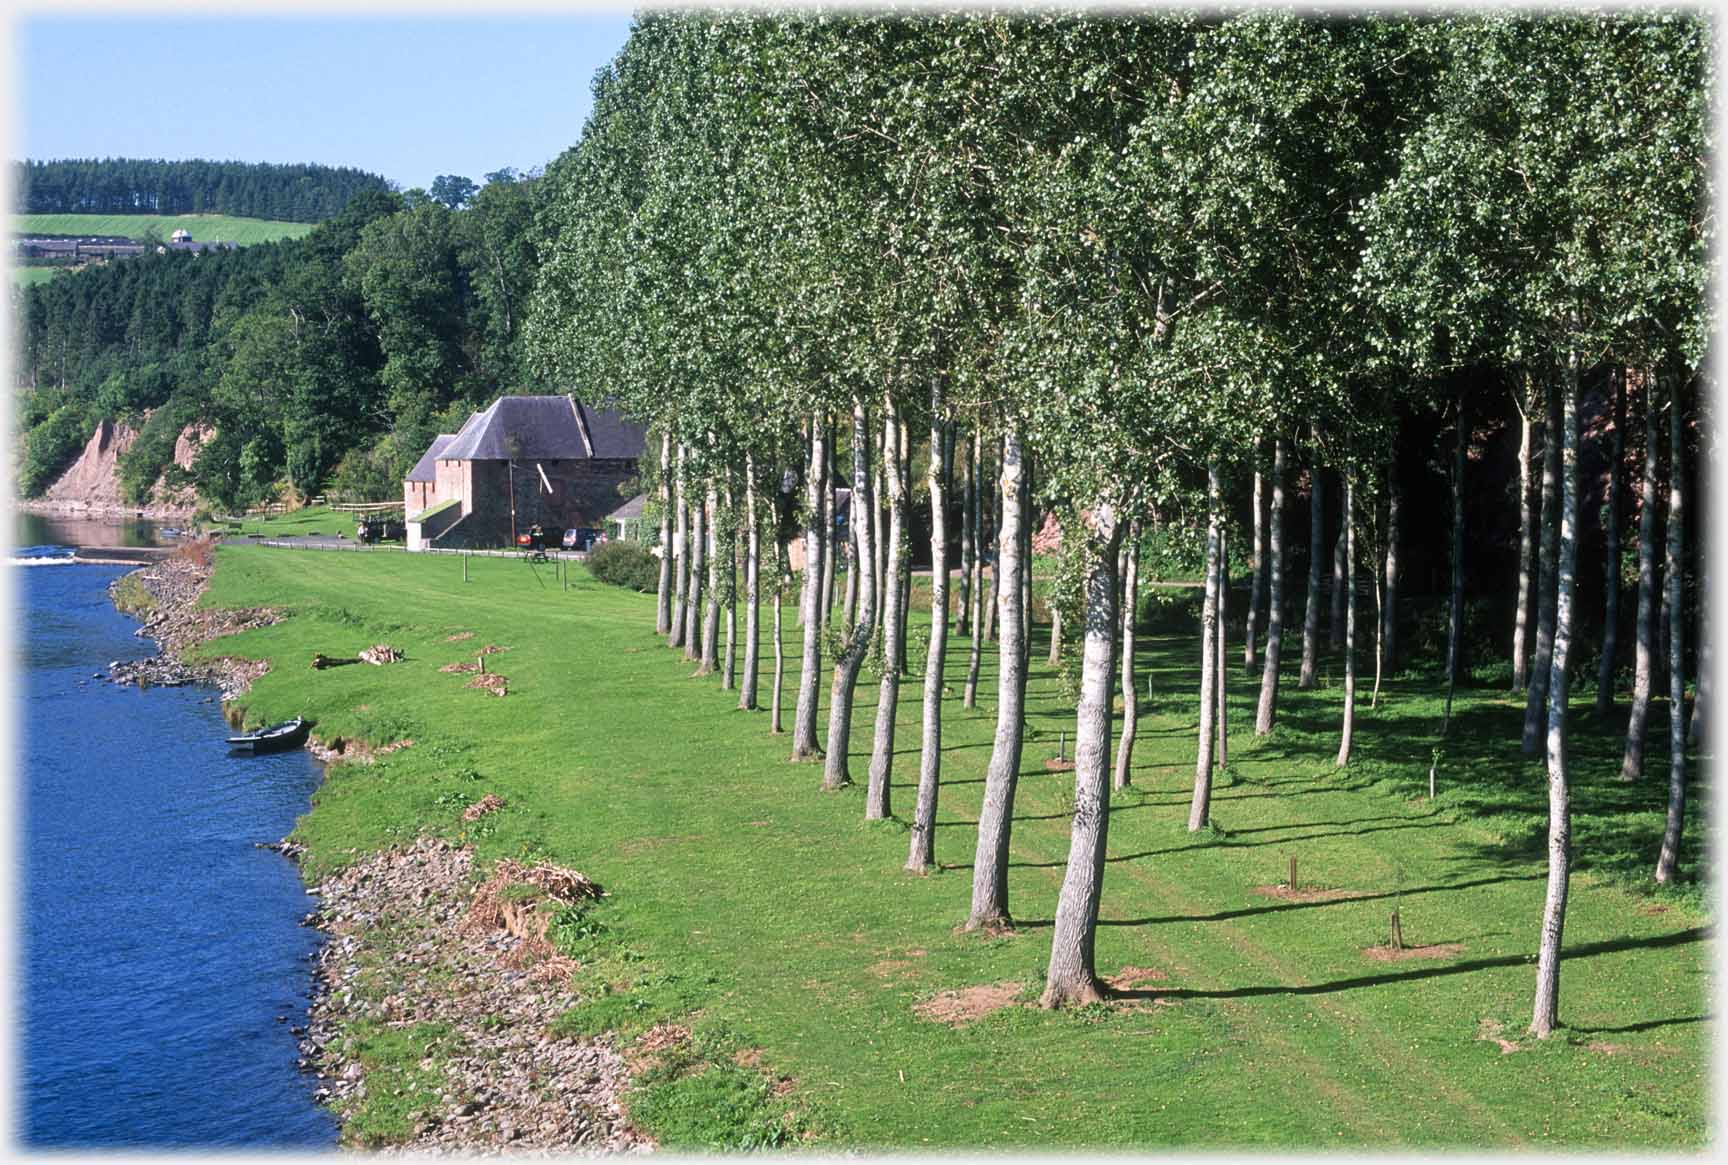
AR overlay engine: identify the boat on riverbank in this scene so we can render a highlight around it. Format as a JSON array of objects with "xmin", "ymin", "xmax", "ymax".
[{"xmin": 227, "ymin": 718, "xmax": 310, "ymax": 754}]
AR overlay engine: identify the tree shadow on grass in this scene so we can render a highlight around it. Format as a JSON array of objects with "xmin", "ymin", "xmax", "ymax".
[
  {"xmin": 1111, "ymin": 927, "xmax": 1709, "ymax": 1001},
  {"xmin": 1571, "ymin": 1014, "xmax": 1709, "ymax": 1036},
  {"xmin": 1095, "ymin": 872, "xmax": 1546, "ymax": 927}
]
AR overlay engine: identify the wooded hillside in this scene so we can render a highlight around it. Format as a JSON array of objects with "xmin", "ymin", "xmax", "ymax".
[{"xmin": 14, "ymin": 158, "xmax": 393, "ymax": 223}]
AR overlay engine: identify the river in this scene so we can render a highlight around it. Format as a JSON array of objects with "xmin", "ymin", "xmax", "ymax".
[{"xmin": 11, "ymin": 512, "xmax": 337, "ymax": 1147}]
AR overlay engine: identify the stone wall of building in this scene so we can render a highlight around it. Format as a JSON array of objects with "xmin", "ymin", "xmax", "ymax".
[{"xmin": 427, "ymin": 459, "xmax": 637, "ymax": 550}]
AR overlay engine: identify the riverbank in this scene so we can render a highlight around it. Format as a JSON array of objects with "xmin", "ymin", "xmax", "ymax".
[
  {"xmin": 16, "ymin": 495, "xmax": 196, "ymax": 522},
  {"xmin": 103, "ymin": 549, "xmax": 276, "ymax": 697},
  {"xmin": 108, "ymin": 549, "xmax": 651, "ymax": 1152}
]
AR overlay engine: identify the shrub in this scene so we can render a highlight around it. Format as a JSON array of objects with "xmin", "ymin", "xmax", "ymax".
[{"xmin": 586, "ymin": 540, "xmax": 659, "ymax": 593}]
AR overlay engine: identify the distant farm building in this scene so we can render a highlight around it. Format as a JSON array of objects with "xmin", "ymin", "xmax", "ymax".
[
  {"xmin": 404, "ymin": 395, "xmax": 646, "ymax": 551},
  {"xmin": 605, "ymin": 493, "xmax": 649, "ymax": 543},
  {"xmin": 13, "ymin": 232, "xmax": 236, "ymax": 266}
]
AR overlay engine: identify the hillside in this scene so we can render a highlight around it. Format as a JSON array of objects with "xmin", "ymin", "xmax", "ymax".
[
  {"xmin": 14, "ymin": 213, "xmax": 316, "ymax": 245},
  {"xmin": 29, "ymin": 414, "xmax": 205, "ymax": 517},
  {"xmin": 15, "ymin": 157, "xmax": 392, "ymax": 222}
]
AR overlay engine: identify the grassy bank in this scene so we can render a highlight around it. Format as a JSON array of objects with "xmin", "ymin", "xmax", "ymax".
[{"xmin": 198, "ymin": 543, "xmax": 1710, "ymax": 1150}]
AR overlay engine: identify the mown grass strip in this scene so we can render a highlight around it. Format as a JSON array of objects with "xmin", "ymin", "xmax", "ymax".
[{"xmin": 197, "ymin": 545, "xmax": 1709, "ymax": 1150}]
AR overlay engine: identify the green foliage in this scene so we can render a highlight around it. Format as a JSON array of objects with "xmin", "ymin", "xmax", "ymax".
[
  {"xmin": 325, "ymin": 442, "xmax": 407, "ymax": 504},
  {"xmin": 585, "ymin": 540, "xmax": 659, "ymax": 593},
  {"xmin": 16, "ymin": 158, "xmax": 390, "ymax": 223},
  {"xmin": 17, "ymin": 399, "xmax": 93, "ymax": 498}
]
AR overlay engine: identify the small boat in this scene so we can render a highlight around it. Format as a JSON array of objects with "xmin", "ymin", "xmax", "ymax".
[{"xmin": 227, "ymin": 717, "xmax": 310, "ymax": 754}]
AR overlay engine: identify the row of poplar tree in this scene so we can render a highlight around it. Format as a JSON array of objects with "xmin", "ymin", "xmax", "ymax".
[{"xmin": 524, "ymin": 9, "xmax": 1711, "ymax": 1029}]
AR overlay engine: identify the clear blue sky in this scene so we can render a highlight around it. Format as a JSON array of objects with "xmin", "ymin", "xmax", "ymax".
[{"xmin": 17, "ymin": 12, "xmax": 638, "ymax": 191}]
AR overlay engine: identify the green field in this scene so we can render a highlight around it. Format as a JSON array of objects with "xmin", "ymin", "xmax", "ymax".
[
  {"xmin": 196, "ymin": 542, "xmax": 1710, "ymax": 1150},
  {"xmin": 11, "ymin": 265, "xmax": 63, "ymax": 287},
  {"xmin": 14, "ymin": 213, "xmax": 315, "ymax": 245}
]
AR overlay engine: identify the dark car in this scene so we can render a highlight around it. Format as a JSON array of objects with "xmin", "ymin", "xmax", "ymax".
[{"xmin": 562, "ymin": 527, "xmax": 602, "ymax": 552}]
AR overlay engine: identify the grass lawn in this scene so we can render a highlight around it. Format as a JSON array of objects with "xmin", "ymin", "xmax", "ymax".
[
  {"xmin": 11, "ymin": 265, "xmax": 64, "ymax": 287},
  {"xmin": 219, "ymin": 507, "xmax": 364, "ymax": 539},
  {"xmin": 13, "ymin": 213, "xmax": 315, "ymax": 245},
  {"xmin": 197, "ymin": 543, "xmax": 1710, "ymax": 1150}
]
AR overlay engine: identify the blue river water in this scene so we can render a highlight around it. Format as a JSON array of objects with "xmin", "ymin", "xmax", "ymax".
[{"xmin": 12, "ymin": 542, "xmax": 338, "ymax": 1148}]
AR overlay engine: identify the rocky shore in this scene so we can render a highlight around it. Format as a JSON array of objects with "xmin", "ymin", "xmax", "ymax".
[
  {"xmin": 295, "ymin": 838, "xmax": 648, "ymax": 1154},
  {"xmin": 110, "ymin": 552, "xmax": 648, "ymax": 1153},
  {"xmin": 104, "ymin": 550, "xmax": 277, "ymax": 699}
]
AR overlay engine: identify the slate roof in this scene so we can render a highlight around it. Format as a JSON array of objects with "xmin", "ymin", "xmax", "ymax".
[
  {"xmin": 405, "ymin": 434, "xmax": 458, "ymax": 482},
  {"xmin": 607, "ymin": 493, "xmax": 648, "ymax": 522},
  {"xmin": 437, "ymin": 395, "xmax": 646, "ymax": 462}
]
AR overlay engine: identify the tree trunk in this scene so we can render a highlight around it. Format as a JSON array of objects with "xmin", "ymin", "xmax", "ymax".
[
  {"xmin": 1189, "ymin": 462, "xmax": 1222, "ymax": 832},
  {"xmin": 908, "ymin": 380, "xmax": 949, "ymax": 872},
  {"xmin": 1020, "ymin": 455, "xmax": 1033, "ymax": 653},
  {"xmin": 983, "ymin": 444, "xmax": 1002, "ymax": 644},
  {"xmin": 959, "ymin": 428, "xmax": 975, "ymax": 638},
  {"xmin": 821, "ymin": 432, "xmax": 837, "ymax": 624},
  {"xmin": 842, "ymin": 516, "xmax": 859, "ymax": 632},
  {"xmin": 668, "ymin": 446, "xmax": 689, "ymax": 650},
  {"xmin": 1372, "ymin": 504, "xmax": 1385, "ymax": 711},
  {"xmin": 1048, "ymin": 606, "xmax": 1063, "ymax": 666},
  {"xmin": 1656, "ymin": 372, "xmax": 1688, "ymax": 884},
  {"xmin": 699, "ymin": 485, "xmax": 720, "ymax": 675},
  {"xmin": 1382, "ymin": 464, "xmax": 1400, "ymax": 675},
  {"xmin": 1530, "ymin": 348, "xmax": 1580, "ymax": 1039},
  {"xmin": 1113, "ymin": 521, "xmax": 1141, "ymax": 790},
  {"xmin": 1444, "ymin": 395, "xmax": 1466, "ymax": 728},
  {"xmin": 1245, "ymin": 443, "xmax": 1265, "ymax": 673},
  {"xmin": 1256, "ymin": 438, "xmax": 1288, "ymax": 734},
  {"xmin": 823, "ymin": 402, "xmax": 877, "ymax": 792},
  {"xmin": 791, "ymin": 417, "xmax": 829, "ymax": 761},
  {"xmin": 1512, "ymin": 385, "xmax": 1536, "ymax": 690},
  {"xmin": 966, "ymin": 425, "xmax": 1028, "ymax": 930},
  {"xmin": 1217, "ymin": 522, "xmax": 1229, "ymax": 771},
  {"xmin": 900, "ymin": 417, "xmax": 915, "ymax": 679},
  {"xmin": 1596, "ymin": 370, "xmax": 1624, "ymax": 715},
  {"xmin": 740, "ymin": 457, "xmax": 761, "ymax": 711},
  {"xmin": 1524, "ymin": 385, "xmax": 1561, "ymax": 755},
  {"xmin": 964, "ymin": 433, "xmax": 986, "ymax": 708},
  {"xmin": 656, "ymin": 429, "xmax": 673, "ymax": 636},
  {"xmin": 872, "ymin": 460, "xmax": 886, "ymax": 619},
  {"xmin": 867, "ymin": 402, "xmax": 906, "ymax": 819},
  {"xmin": 723, "ymin": 481, "xmax": 738, "ymax": 689},
  {"xmin": 771, "ymin": 545, "xmax": 786, "ymax": 734},
  {"xmin": 1691, "ymin": 443, "xmax": 1710, "ymax": 750},
  {"xmin": 1337, "ymin": 474, "xmax": 1357, "ymax": 767},
  {"xmin": 677, "ymin": 480, "xmax": 698, "ymax": 656},
  {"xmin": 1039, "ymin": 500, "xmax": 1125, "ymax": 1009},
  {"xmin": 1623, "ymin": 369, "xmax": 1659, "ymax": 779},
  {"xmin": 1329, "ymin": 509, "xmax": 1347, "ymax": 652},
  {"xmin": 1299, "ymin": 453, "xmax": 1323, "ymax": 690}
]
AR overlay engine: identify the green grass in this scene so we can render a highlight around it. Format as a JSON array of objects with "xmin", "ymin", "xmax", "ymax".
[
  {"xmin": 217, "ymin": 506, "xmax": 358, "ymax": 539},
  {"xmin": 11, "ymin": 265, "xmax": 64, "ymax": 287},
  {"xmin": 14, "ymin": 213, "xmax": 316, "ymax": 245},
  {"xmin": 197, "ymin": 544, "xmax": 1711, "ymax": 1150}
]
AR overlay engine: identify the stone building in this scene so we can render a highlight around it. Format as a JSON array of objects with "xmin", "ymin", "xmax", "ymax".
[{"xmin": 404, "ymin": 395, "xmax": 645, "ymax": 551}]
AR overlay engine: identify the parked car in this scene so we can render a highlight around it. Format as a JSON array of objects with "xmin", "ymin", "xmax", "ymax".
[
  {"xmin": 562, "ymin": 527, "xmax": 603, "ymax": 552},
  {"xmin": 356, "ymin": 517, "xmax": 403, "ymax": 543}
]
